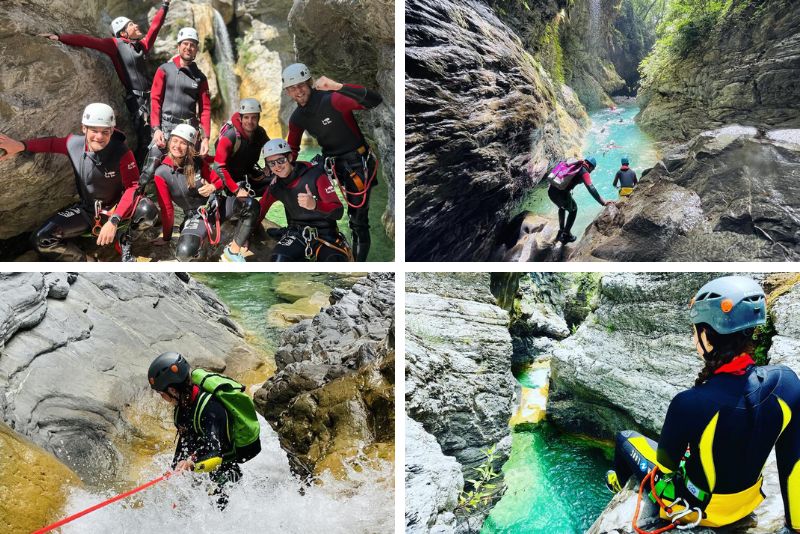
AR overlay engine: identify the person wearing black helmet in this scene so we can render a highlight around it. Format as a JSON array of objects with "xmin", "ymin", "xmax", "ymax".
[
  {"xmin": 147, "ymin": 351, "xmax": 242, "ymax": 509},
  {"xmin": 605, "ymin": 276, "xmax": 800, "ymax": 532},
  {"xmin": 546, "ymin": 156, "xmax": 611, "ymax": 244}
]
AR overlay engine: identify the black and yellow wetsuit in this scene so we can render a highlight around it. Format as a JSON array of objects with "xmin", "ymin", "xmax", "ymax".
[{"xmin": 614, "ymin": 358, "xmax": 800, "ymax": 529}]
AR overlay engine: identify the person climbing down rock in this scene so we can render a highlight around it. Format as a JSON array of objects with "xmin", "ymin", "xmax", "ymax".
[
  {"xmin": 613, "ymin": 156, "xmax": 638, "ymax": 198},
  {"xmin": 546, "ymin": 157, "xmax": 611, "ymax": 244},
  {"xmin": 283, "ymin": 63, "xmax": 382, "ymax": 261},
  {"xmin": 606, "ymin": 276, "xmax": 800, "ymax": 532},
  {"xmin": 0, "ymin": 103, "xmax": 156, "ymax": 261},
  {"xmin": 39, "ymin": 1, "xmax": 170, "ymax": 165},
  {"xmin": 258, "ymin": 139, "xmax": 350, "ymax": 262},
  {"xmin": 148, "ymin": 351, "xmax": 261, "ymax": 510},
  {"xmin": 149, "ymin": 125, "xmax": 259, "ymax": 262},
  {"xmin": 140, "ymin": 26, "xmax": 211, "ymax": 188}
]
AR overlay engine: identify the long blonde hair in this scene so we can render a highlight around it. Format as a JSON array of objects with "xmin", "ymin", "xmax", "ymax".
[{"xmin": 169, "ymin": 137, "xmax": 198, "ymax": 188}]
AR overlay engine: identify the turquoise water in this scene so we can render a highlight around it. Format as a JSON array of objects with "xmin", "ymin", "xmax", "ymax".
[
  {"xmin": 263, "ymin": 147, "xmax": 394, "ymax": 262},
  {"xmin": 192, "ymin": 272, "xmax": 358, "ymax": 353},
  {"xmin": 519, "ymin": 105, "xmax": 660, "ymax": 238},
  {"xmin": 481, "ymin": 367, "xmax": 613, "ymax": 534}
]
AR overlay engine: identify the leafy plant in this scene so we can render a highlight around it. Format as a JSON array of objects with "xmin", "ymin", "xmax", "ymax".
[{"xmin": 455, "ymin": 445, "xmax": 506, "ymax": 531}]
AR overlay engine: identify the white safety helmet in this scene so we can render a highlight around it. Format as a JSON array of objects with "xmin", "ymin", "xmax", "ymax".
[
  {"xmin": 177, "ymin": 27, "xmax": 199, "ymax": 44},
  {"xmin": 239, "ymin": 98, "xmax": 262, "ymax": 115},
  {"xmin": 82, "ymin": 103, "xmax": 116, "ymax": 128},
  {"xmin": 170, "ymin": 124, "xmax": 197, "ymax": 145},
  {"xmin": 262, "ymin": 139, "xmax": 291, "ymax": 158},
  {"xmin": 111, "ymin": 17, "xmax": 132, "ymax": 37},
  {"xmin": 282, "ymin": 63, "xmax": 311, "ymax": 89}
]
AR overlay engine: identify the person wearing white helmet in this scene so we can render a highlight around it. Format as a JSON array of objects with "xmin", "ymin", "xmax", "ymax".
[
  {"xmin": 257, "ymin": 139, "xmax": 350, "ymax": 262},
  {"xmin": 212, "ymin": 98, "xmax": 270, "ymax": 200},
  {"xmin": 0, "ymin": 103, "xmax": 154, "ymax": 261},
  {"xmin": 39, "ymin": 1, "xmax": 171, "ymax": 164},
  {"xmin": 282, "ymin": 62, "xmax": 383, "ymax": 261},
  {"xmin": 150, "ymin": 124, "xmax": 259, "ymax": 262}
]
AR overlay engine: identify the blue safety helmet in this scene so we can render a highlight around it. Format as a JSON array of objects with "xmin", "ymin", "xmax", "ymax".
[
  {"xmin": 621, "ymin": 156, "xmax": 629, "ymax": 166},
  {"xmin": 585, "ymin": 157, "xmax": 597, "ymax": 171},
  {"xmin": 688, "ymin": 276, "xmax": 766, "ymax": 334}
]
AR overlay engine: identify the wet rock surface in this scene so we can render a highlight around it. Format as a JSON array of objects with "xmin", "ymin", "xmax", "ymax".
[
  {"xmin": 405, "ymin": 0, "xmax": 588, "ymax": 261},
  {"xmin": 253, "ymin": 273, "xmax": 395, "ymax": 477},
  {"xmin": 0, "ymin": 272, "xmax": 264, "ymax": 483},
  {"xmin": 570, "ymin": 127, "xmax": 800, "ymax": 262},
  {"xmin": 638, "ymin": 1, "xmax": 800, "ymax": 140}
]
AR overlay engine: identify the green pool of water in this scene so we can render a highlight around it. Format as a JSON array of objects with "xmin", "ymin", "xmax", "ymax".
[
  {"xmin": 192, "ymin": 272, "xmax": 359, "ymax": 353},
  {"xmin": 519, "ymin": 105, "xmax": 660, "ymax": 238},
  {"xmin": 262, "ymin": 147, "xmax": 394, "ymax": 262}
]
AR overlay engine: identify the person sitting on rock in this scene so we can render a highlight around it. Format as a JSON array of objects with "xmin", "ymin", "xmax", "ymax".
[
  {"xmin": 0, "ymin": 103, "xmax": 156, "ymax": 261},
  {"xmin": 149, "ymin": 124, "xmax": 259, "ymax": 262},
  {"xmin": 547, "ymin": 156, "xmax": 611, "ymax": 244},
  {"xmin": 148, "ymin": 351, "xmax": 261, "ymax": 510},
  {"xmin": 39, "ymin": 1, "xmax": 171, "ymax": 164},
  {"xmin": 212, "ymin": 98, "xmax": 271, "ymax": 203},
  {"xmin": 605, "ymin": 276, "xmax": 800, "ymax": 532},
  {"xmin": 258, "ymin": 139, "xmax": 350, "ymax": 262},
  {"xmin": 282, "ymin": 63, "xmax": 382, "ymax": 261},
  {"xmin": 140, "ymin": 27, "xmax": 211, "ymax": 187},
  {"xmin": 613, "ymin": 156, "xmax": 637, "ymax": 198}
]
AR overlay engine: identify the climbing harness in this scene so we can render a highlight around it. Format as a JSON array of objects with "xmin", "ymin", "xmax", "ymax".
[
  {"xmin": 91, "ymin": 200, "xmax": 117, "ymax": 236},
  {"xmin": 323, "ymin": 148, "xmax": 378, "ymax": 209},
  {"xmin": 300, "ymin": 226, "xmax": 353, "ymax": 261},
  {"xmin": 198, "ymin": 195, "xmax": 221, "ymax": 245},
  {"xmin": 632, "ymin": 466, "xmax": 703, "ymax": 534}
]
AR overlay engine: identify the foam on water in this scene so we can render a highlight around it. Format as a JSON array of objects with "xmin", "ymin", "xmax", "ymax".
[{"xmin": 59, "ymin": 417, "xmax": 394, "ymax": 533}]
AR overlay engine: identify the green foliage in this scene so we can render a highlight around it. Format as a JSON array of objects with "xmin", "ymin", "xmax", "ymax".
[
  {"xmin": 456, "ymin": 445, "xmax": 505, "ymax": 519},
  {"xmin": 752, "ymin": 312, "xmax": 776, "ymax": 366},
  {"xmin": 538, "ymin": 19, "xmax": 565, "ymax": 85}
]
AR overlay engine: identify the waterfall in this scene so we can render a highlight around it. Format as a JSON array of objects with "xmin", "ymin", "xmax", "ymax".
[
  {"xmin": 212, "ymin": 9, "xmax": 239, "ymax": 119},
  {"xmin": 589, "ymin": 0, "xmax": 602, "ymax": 48}
]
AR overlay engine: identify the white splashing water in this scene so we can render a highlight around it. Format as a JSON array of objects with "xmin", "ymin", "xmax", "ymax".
[
  {"xmin": 59, "ymin": 417, "xmax": 394, "ymax": 533},
  {"xmin": 588, "ymin": 0, "xmax": 602, "ymax": 48},
  {"xmin": 212, "ymin": 9, "xmax": 239, "ymax": 118}
]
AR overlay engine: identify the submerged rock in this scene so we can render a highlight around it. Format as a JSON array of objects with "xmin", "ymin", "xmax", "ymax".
[
  {"xmin": 253, "ymin": 273, "xmax": 395, "ymax": 477},
  {"xmin": 570, "ymin": 127, "xmax": 800, "ymax": 262},
  {"xmin": 0, "ymin": 273, "xmax": 265, "ymax": 483}
]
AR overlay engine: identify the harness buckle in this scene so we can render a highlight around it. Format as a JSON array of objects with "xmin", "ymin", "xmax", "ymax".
[
  {"xmin": 302, "ymin": 226, "xmax": 318, "ymax": 260},
  {"xmin": 91, "ymin": 200, "xmax": 103, "ymax": 236}
]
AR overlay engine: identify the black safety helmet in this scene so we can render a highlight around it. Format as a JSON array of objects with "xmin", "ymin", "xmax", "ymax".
[
  {"xmin": 148, "ymin": 351, "xmax": 190, "ymax": 392},
  {"xmin": 133, "ymin": 197, "xmax": 159, "ymax": 230}
]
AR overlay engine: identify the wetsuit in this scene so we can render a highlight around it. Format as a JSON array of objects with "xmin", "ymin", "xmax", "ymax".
[
  {"xmin": 172, "ymin": 384, "xmax": 241, "ymax": 509},
  {"xmin": 55, "ymin": 3, "xmax": 169, "ymax": 163},
  {"xmin": 213, "ymin": 113, "xmax": 270, "ymax": 198},
  {"xmin": 613, "ymin": 356, "xmax": 800, "ymax": 530},
  {"xmin": 613, "ymin": 165, "xmax": 637, "ymax": 196},
  {"xmin": 258, "ymin": 162, "xmax": 348, "ymax": 262},
  {"xmin": 287, "ymin": 84, "xmax": 382, "ymax": 261},
  {"xmin": 153, "ymin": 155, "xmax": 259, "ymax": 260},
  {"xmin": 23, "ymin": 131, "xmax": 141, "ymax": 261},
  {"xmin": 547, "ymin": 163, "xmax": 603, "ymax": 239},
  {"xmin": 141, "ymin": 56, "xmax": 211, "ymax": 186}
]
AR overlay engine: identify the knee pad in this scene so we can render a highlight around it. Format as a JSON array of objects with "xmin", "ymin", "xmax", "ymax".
[
  {"xmin": 239, "ymin": 197, "xmax": 259, "ymax": 219},
  {"xmin": 132, "ymin": 197, "xmax": 159, "ymax": 230},
  {"xmin": 176, "ymin": 234, "xmax": 202, "ymax": 261}
]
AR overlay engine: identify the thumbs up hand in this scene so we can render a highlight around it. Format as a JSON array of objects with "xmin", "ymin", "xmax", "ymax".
[{"xmin": 298, "ymin": 183, "xmax": 317, "ymax": 210}]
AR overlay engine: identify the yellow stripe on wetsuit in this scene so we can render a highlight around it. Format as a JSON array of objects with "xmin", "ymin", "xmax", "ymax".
[
  {"xmin": 699, "ymin": 412, "xmax": 719, "ymax": 492},
  {"xmin": 789, "ymin": 460, "xmax": 800, "ymax": 530},
  {"xmin": 778, "ymin": 397, "xmax": 792, "ymax": 435}
]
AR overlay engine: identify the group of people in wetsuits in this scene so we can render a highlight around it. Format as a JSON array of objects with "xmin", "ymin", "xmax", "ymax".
[{"xmin": 0, "ymin": 0, "xmax": 383, "ymax": 262}]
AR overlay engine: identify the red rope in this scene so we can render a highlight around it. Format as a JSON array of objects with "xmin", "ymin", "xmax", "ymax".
[
  {"xmin": 632, "ymin": 467, "xmax": 676, "ymax": 534},
  {"xmin": 199, "ymin": 207, "xmax": 221, "ymax": 245},
  {"xmin": 332, "ymin": 154, "xmax": 379, "ymax": 209},
  {"xmin": 32, "ymin": 471, "xmax": 174, "ymax": 534}
]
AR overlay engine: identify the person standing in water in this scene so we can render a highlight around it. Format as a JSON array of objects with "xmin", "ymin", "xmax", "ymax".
[
  {"xmin": 613, "ymin": 156, "xmax": 638, "ymax": 198},
  {"xmin": 605, "ymin": 276, "xmax": 800, "ymax": 532}
]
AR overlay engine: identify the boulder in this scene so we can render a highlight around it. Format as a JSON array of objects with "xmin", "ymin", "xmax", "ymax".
[
  {"xmin": 266, "ymin": 291, "xmax": 330, "ymax": 327},
  {"xmin": 0, "ymin": 272, "xmax": 266, "ymax": 483}
]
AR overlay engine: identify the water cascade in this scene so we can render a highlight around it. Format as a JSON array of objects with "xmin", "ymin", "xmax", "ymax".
[
  {"xmin": 212, "ymin": 9, "xmax": 239, "ymax": 119},
  {"xmin": 588, "ymin": 0, "xmax": 602, "ymax": 48}
]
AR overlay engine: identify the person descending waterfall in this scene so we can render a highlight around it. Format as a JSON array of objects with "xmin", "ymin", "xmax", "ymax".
[
  {"xmin": 39, "ymin": 1, "xmax": 171, "ymax": 164},
  {"xmin": 148, "ymin": 352, "xmax": 261, "ymax": 510},
  {"xmin": 0, "ymin": 103, "xmax": 157, "ymax": 261},
  {"xmin": 613, "ymin": 156, "xmax": 638, "ymax": 198},
  {"xmin": 546, "ymin": 157, "xmax": 611, "ymax": 244},
  {"xmin": 605, "ymin": 276, "xmax": 800, "ymax": 533},
  {"xmin": 282, "ymin": 63, "xmax": 382, "ymax": 261},
  {"xmin": 141, "ymin": 27, "xmax": 211, "ymax": 187},
  {"xmin": 149, "ymin": 125, "xmax": 259, "ymax": 262},
  {"xmin": 212, "ymin": 99, "xmax": 271, "ymax": 202},
  {"xmin": 258, "ymin": 139, "xmax": 350, "ymax": 262}
]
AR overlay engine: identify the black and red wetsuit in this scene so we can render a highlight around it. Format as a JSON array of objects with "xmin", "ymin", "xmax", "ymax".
[
  {"xmin": 56, "ymin": 4, "xmax": 169, "ymax": 162},
  {"xmin": 150, "ymin": 56, "xmax": 211, "ymax": 138},
  {"xmin": 287, "ymin": 84, "xmax": 382, "ymax": 261},
  {"xmin": 212, "ymin": 113, "xmax": 270, "ymax": 197},
  {"xmin": 23, "ymin": 131, "xmax": 140, "ymax": 261},
  {"xmin": 153, "ymin": 155, "xmax": 258, "ymax": 260},
  {"xmin": 258, "ymin": 162, "xmax": 347, "ymax": 262}
]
